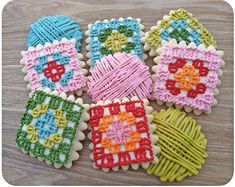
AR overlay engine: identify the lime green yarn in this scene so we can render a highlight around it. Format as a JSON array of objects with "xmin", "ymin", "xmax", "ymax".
[
  {"xmin": 146, "ymin": 8, "xmax": 216, "ymax": 48},
  {"xmin": 146, "ymin": 107, "xmax": 207, "ymax": 182}
]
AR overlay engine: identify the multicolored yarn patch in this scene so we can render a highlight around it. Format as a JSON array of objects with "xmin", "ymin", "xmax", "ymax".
[
  {"xmin": 146, "ymin": 108, "xmax": 207, "ymax": 182},
  {"xmin": 152, "ymin": 39, "xmax": 224, "ymax": 114},
  {"xmin": 87, "ymin": 52, "xmax": 152, "ymax": 103},
  {"xmin": 86, "ymin": 17, "xmax": 145, "ymax": 67},
  {"xmin": 15, "ymin": 89, "xmax": 90, "ymax": 168},
  {"xmin": 88, "ymin": 97, "xmax": 160, "ymax": 172},
  {"xmin": 142, "ymin": 8, "xmax": 216, "ymax": 56},
  {"xmin": 21, "ymin": 39, "xmax": 87, "ymax": 95},
  {"xmin": 27, "ymin": 15, "xmax": 83, "ymax": 52}
]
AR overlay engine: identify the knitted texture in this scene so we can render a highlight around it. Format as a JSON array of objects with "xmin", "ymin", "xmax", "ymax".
[
  {"xmin": 145, "ymin": 8, "xmax": 216, "ymax": 49},
  {"xmin": 21, "ymin": 39, "xmax": 86, "ymax": 93},
  {"xmin": 87, "ymin": 18, "xmax": 143, "ymax": 67},
  {"xmin": 27, "ymin": 15, "xmax": 83, "ymax": 52},
  {"xmin": 146, "ymin": 108, "xmax": 207, "ymax": 182},
  {"xmin": 87, "ymin": 52, "xmax": 152, "ymax": 103},
  {"xmin": 15, "ymin": 90, "xmax": 85, "ymax": 166},
  {"xmin": 89, "ymin": 98, "xmax": 158, "ymax": 170},
  {"xmin": 153, "ymin": 41, "xmax": 224, "ymax": 111}
]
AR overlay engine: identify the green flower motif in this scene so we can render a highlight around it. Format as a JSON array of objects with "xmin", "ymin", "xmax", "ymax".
[
  {"xmin": 103, "ymin": 28, "xmax": 113, "ymax": 35},
  {"xmin": 100, "ymin": 46, "xmax": 114, "ymax": 55},
  {"xmin": 20, "ymin": 112, "xmax": 33, "ymax": 125},
  {"xmin": 98, "ymin": 33, "xmax": 108, "ymax": 42},
  {"xmin": 124, "ymin": 28, "xmax": 134, "ymax": 37},
  {"xmin": 117, "ymin": 25, "xmax": 128, "ymax": 33},
  {"xmin": 123, "ymin": 42, "xmax": 136, "ymax": 52},
  {"xmin": 98, "ymin": 26, "xmax": 135, "ymax": 55},
  {"xmin": 31, "ymin": 142, "xmax": 45, "ymax": 157},
  {"xmin": 170, "ymin": 28, "xmax": 190, "ymax": 44},
  {"xmin": 26, "ymin": 99, "xmax": 37, "ymax": 110},
  {"xmin": 63, "ymin": 127, "xmax": 76, "ymax": 139}
]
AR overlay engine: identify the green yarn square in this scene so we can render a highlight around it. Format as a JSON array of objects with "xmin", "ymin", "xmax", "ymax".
[{"xmin": 16, "ymin": 90, "xmax": 84, "ymax": 165}]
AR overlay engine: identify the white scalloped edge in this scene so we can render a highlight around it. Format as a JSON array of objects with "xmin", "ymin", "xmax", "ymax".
[
  {"xmin": 151, "ymin": 39, "xmax": 225, "ymax": 115},
  {"xmin": 20, "ymin": 38, "xmax": 88, "ymax": 97},
  {"xmin": 20, "ymin": 88, "xmax": 90, "ymax": 169},
  {"xmin": 85, "ymin": 17, "xmax": 148, "ymax": 68},
  {"xmin": 87, "ymin": 96, "xmax": 160, "ymax": 172}
]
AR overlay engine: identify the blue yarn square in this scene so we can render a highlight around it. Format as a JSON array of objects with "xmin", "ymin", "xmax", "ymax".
[{"xmin": 89, "ymin": 19, "xmax": 142, "ymax": 67}]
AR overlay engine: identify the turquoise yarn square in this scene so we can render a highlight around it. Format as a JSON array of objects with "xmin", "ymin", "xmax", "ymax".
[{"xmin": 89, "ymin": 19, "xmax": 142, "ymax": 67}]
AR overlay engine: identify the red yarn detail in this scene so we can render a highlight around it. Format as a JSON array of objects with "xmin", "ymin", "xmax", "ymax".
[
  {"xmin": 167, "ymin": 58, "xmax": 208, "ymax": 99},
  {"xmin": 165, "ymin": 80, "xmax": 181, "ymax": 95},
  {"xmin": 108, "ymin": 103, "xmax": 120, "ymax": 115},
  {"xmin": 136, "ymin": 120, "xmax": 149, "ymax": 133},
  {"xmin": 168, "ymin": 63, "xmax": 178, "ymax": 73},
  {"xmin": 90, "ymin": 100, "xmax": 153, "ymax": 168},
  {"xmin": 43, "ymin": 61, "xmax": 65, "ymax": 82},
  {"xmin": 199, "ymin": 67, "xmax": 209, "ymax": 76},
  {"xmin": 187, "ymin": 89, "xmax": 198, "ymax": 98},
  {"xmin": 192, "ymin": 59, "xmax": 208, "ymax": 76},
  {"xmin": 196, "ymin": 83, "xmax": 206, "ymax": 94},
  {"xmin": 90, "ymin": 106, "xmax": 104, "ymax": 120},
  {"xmin": 175, "ymin": 58, "xmax": 187, "ymax": 67},
  {"xmin": 125, "ymin": 101, "xmax": 137, "ymax": 112},
  {"xmin": 133, "ymin": 106, "xmax": 145, "ymax": 117},
  {"xmin": 168, "ymin": 58, "xmax": 186, "ymax": 73},
  {"xmin": 192, "ymin": 59, "xmax": 204, "ymax": 68}
]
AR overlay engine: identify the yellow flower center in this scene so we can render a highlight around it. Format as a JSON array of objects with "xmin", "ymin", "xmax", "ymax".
[{"xmin": 104, "ymin": 31, "xmax": 127, "ymax": 52}]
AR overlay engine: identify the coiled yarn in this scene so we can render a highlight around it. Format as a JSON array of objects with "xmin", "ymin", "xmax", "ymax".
[
  {"xmin": 26, "ymin": 15, "xmax": 83, "ymax": 52},
  {"xmin": 147, "ymin": 107, "xmax": 207, "ymax": 182}
]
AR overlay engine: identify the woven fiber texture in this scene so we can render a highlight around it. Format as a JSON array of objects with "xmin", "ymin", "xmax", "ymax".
[
  {"xmin": 146, "ymin": 107, "xmax": 207, "ymax": 182},
  {"xmin": 27, "ymin": 15, "xmax": 83, "ymax": 52},
  {"xmin": 145, "ymin": 8, "xmax": 216, "ymax": 49},
  {"xmin": 87, "ymin": 52, "xmax": 152, "ymax": 103}
]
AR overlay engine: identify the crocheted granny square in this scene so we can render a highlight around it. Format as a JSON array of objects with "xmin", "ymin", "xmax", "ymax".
[
  {"xmin": 87, "ymin": 52, "xmax": 152, "ymax": 103},
  {"xmin": 141, "ymin": 8, "xmax": 216, "ymax": 57},
  {"xmin": 15, "ymin": 88, "xmax": 90, "ymax": 168},
  {"xmin": 86, "ymin": 17, "xmax": 146, "ymax": 67},
  {"xmin": 152, "ymin": 39, "xmax": 225, "ymax": 115},
  {"xmin": 88, "ymin": 97, "xmax": 160, "ymax": 172},
  {"xmin": 147, "ymin": 107, "xmax": 207, "ymax": 182},
  {"xmin": 21, "ymin": 38, "xmax": 87, "ymax": 96}
]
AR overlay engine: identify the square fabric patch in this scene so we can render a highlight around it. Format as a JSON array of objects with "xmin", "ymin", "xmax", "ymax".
[
  {"xmin": 88, "ymin": 97, "xmax": 159, "ymax": 172},
  {"xmin": 16, "ymin": 89, "xmax": 89, "ymax": 168},
  {"xmin": 153, "ymin": 40, "xmax": 224, "ymax": 114},
  {"xmin": 21, "ymin": 38, "xmax": 87, "ymax": 95},
  {"xmin": 142, "ymin": 8, "xmax": 216, "ymax": 57},
  {"xmin": 86, "ymin": 18, "xmax": 144, "ymax": 67}
]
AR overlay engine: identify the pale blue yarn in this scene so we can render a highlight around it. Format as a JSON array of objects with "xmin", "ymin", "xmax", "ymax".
[{"xmin": 26, "ymin": 15, "xmax": 83, "ymax": 52}]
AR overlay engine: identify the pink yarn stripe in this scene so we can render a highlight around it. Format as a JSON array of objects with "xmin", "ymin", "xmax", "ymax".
[{"xmin": 88, "ymin": 52, "xmax": 152, "ymax": 103}]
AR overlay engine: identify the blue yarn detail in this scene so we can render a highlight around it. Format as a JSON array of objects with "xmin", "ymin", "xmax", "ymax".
[
  {"xmin": 26, "ymin": 15, "xmax": 83, "ymax": 52},
  {"xmin": 40, "ymin": 78, "xmax": 55, "ymax": 90},
  {"xmin": 193, "ymin": 37, "xmax": 202, "ymax": 45},
  {"xmin": 160, "ymin": 30, "xmax": 170, "ymax": 41},
  {"xmin": 171, "ymin": 20, "xmax": 188, "ymax": 29},
  {"xmin": 160, "ymin": 19, "xmax": 203, "ymax": 46},
  {"xmin": 60, "ymin": 70, "xmax": 74, "ymax": 86},
  {"xmin": 52, "ymin": 52, "xmax": 70, "ymax": 64},
  {"xmin": 190, "ymin": 29, "xmax": 200, "ymax": 38},
  {"xmin": 34, "ymin": 111, "xmax": 57, "ymax": 139},
  {"xmin": 89, "ymin": 19, "xmax": 142, "ymax": 67},
  {"xmin": 52, "ymin": 51, "xmax": 62, "ymax": 61},
  {"xmin": 34, "ymin": 55, "xmax": 48, "ymax": 73}
]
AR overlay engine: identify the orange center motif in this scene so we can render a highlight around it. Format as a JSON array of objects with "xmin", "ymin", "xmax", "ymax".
[
  {"xmin": 99, "ymin": 111, "xmax": 140, "ymax": 154},
  {"xmin": 174, "ymin": 65, "xmax": 200, "ymax": 90}
]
